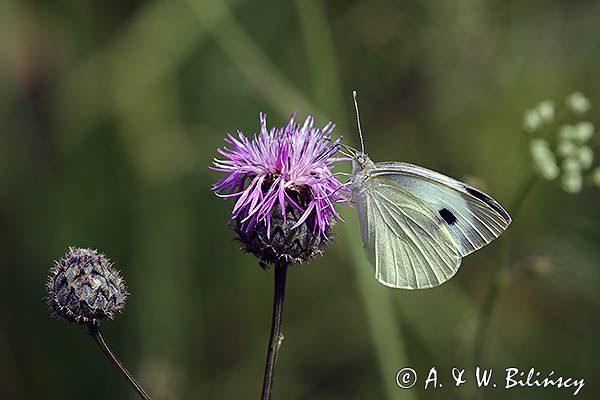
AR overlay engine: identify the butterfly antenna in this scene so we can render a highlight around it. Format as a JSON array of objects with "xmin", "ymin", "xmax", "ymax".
[{"xmin": 352, "ymin": 90, "xmax": 365, "ymax": 153}]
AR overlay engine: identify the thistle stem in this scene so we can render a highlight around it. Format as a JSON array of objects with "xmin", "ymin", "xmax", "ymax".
[
  {"xmin": 87, "ymin": 323, "xmax": 152, "ymax": 400},
  {"xmin": 261, "ymin": 262, "xmax": 289, "ymax": 400}
]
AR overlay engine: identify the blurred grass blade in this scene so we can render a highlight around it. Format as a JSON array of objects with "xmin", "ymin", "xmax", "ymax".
[
  {"xmin": 185, "ymin": 0, "xmax": 322, "ymax": 119},
  {"xmin": 57, "ymin": 0, "xmax": 220, "ymax": 138},
  {"xmin": 295, "ymin": 0, "xmax": 345, "ymax": 120},
  {"xmin": 342, "ymin": 216, "xmax": 416, "ymax": 400}
]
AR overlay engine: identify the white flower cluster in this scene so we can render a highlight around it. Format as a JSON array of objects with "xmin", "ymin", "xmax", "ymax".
[
  {"xmin": 566, "ymin": 92, "xmax": 591, "ymax": 115},
  {"xmin": 529, "ymin": 139, "xmax": 559, "ymax": 180},
  {"xmin": 523, "ymin": 100, "xmax": 555, "ymax": 132},
  {"xmin": 556, "ymin": 122, "xmax": 594, "ymax": 193},
  {"xmin": 525, "ymin": 92, "xmax": 599, "ymax": 193}
]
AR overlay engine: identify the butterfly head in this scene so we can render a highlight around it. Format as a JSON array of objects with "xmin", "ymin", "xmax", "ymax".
[{"xmin": 352, "ymin": 151, "xmax": 374, "ymax": 173}]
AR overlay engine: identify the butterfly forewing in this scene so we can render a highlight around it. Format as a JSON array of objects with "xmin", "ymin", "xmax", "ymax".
[
  {"xmin": 356, "ymin": 174, "xmax": 462, "ymax": 289},
  {"xmin": 368, "ymin": 162, "xmax": 511, "ymax": 257}
]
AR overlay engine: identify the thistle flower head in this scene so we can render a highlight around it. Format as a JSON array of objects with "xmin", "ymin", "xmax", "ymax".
[
  {"xmin": 212, "ymin": 113, "xmax": 349, "ymax": 264},
  {"xmin": 47, "ymin": 247, "xmax": 127, "ymax": 325}
]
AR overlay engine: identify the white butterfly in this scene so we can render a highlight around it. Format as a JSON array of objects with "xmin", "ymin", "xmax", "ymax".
[{"xmin": 345, "ymin": 92, "xmax": 511, "ymax": 289}]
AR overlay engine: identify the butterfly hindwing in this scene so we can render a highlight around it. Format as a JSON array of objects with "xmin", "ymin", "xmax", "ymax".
[{"xmin": 356, "ymin": 175, "xmax": 462, "ymax": 289}]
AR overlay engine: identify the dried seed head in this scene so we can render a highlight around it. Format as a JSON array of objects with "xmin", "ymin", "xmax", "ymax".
[{"xmin": 47, "ymin": 247, "xmax": 127, "ymax": 325}]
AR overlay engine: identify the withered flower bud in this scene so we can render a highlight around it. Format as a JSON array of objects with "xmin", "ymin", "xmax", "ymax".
[{"xmin": 47, "ymin": 247, "xmax": 127, "ymax": 325}]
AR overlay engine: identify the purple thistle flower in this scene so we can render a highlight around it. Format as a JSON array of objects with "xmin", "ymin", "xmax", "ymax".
[{"xmin": 212, "ymin": 113, "xmax": 349, "ymax": 264}]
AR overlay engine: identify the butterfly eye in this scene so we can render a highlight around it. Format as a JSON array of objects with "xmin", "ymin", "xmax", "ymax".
[{"xmin": 357, "ymin": 157, "xmax": 365, "ymax": 165}]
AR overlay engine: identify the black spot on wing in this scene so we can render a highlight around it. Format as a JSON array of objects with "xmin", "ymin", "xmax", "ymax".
[
  {"xmin": 439, "ymin": 208, "xmax": 457, "ymax": 225},
  {"xmin": 464, "ymin": 186, "xmax": 511, "ymax": 223}
]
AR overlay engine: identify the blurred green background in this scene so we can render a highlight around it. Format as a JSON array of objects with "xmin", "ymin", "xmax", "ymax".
[{"xmin": 1, "ymin": 0, "xmax": 599, "ymax": 399}]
